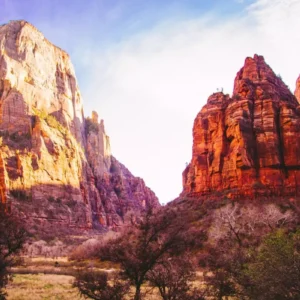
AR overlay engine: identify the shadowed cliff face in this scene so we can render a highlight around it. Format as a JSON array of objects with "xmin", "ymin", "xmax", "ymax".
[
  {"xmin": 0, "ymin": 20, "xmax": 159, "ymax": 230},
  {"xmin": 183, "ymin": 54, "xmax": 300, "ymax": 199}
]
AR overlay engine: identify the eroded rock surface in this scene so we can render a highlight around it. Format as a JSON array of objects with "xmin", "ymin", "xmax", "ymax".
[
  {"xmin": 295, "ymin": 75, "xmax": 300, "ymax": 104},
  {"xmin": 0, "ymin": 20, "xmax": 159, "ymax": 230},
  {"xmin": 183, "ymin": 54, "xmax": 300, "ymax": 198}
]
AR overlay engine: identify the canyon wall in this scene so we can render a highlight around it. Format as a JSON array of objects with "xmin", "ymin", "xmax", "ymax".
[{"xmin": 0, "ymin": 20, "xmax": 159, "ymax": 230}]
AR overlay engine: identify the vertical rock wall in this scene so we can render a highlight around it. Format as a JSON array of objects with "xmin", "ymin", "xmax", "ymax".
[
  {"xmin": 0, "ymin": 20, "xmax": 159, "ymax": 230},
  {"xmin": 183, "ymin": 55, "xmax": 300, "ymax": 198}
]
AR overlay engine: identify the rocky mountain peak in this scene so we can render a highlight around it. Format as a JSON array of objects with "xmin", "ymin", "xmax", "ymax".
[
  {"xmin": 233, "ymin": 54, "xmax": 296, "ymax": 105},
  {"xmin": 182, "ymin": 54, "xmax": 300, "ymax": 199},
  {"xmin": 0, "ymin": 20, "xmax": 84, "ymax": 143}
]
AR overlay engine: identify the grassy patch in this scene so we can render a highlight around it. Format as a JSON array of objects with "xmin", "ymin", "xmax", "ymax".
[
  {"xmin": 32, "ymin": 108, "xmax": 85, "ymax": 154},
  {"xmin": 6, "ymin": 274, "xmax": 80, "ymax": 300},
  {"xmin": 32, "ymin": 108, "xmax": 69, "ymax": 136},
  {"xmin": 6, "ymin": 273, "xmax": 163, "ymax": 300}
]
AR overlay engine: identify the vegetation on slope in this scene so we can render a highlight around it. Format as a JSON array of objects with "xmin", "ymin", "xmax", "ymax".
[
  {"xmin": 69, "ymin": 196, "xmax": 300, "ymax": 299},
  {"xmin": 2, "ymin": 189, "xmax": 300, "ymax": 299},
  {"xmin": 0, "ymin": 205, "xmax": 27, "ymax": 299}
]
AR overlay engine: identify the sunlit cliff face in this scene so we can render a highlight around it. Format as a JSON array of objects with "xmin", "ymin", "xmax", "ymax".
[
  {"xmin": 0, "ymin": 20, "xmax": 159, "ymax": 231},
  {"xmin": 183, "ymin": 55, "xmax": 300, "ymax": 199}
]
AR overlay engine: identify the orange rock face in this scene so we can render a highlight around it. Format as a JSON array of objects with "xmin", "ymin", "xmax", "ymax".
[
  {"xmin": 183, "ymin": 54, "xmax": 300, "ymax": 198},
  {"xmin": 0, "ymin": 20, "xmax": 159, "ymax": 230},
  {"xmin": 295, "ymin": 75, "xmax": 300, "ymax": 104}
]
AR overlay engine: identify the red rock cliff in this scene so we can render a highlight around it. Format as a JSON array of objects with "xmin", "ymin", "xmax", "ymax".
[
  {"xmin": 0, "ymin": 20, "xmax": 159, "ymax": 230},
  {"xmin": 183, "ymin": 54, "xmax": 300, "ymax": 198}
]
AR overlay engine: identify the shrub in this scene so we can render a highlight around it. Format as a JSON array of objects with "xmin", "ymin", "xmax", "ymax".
[
  {"xmin": 48, "ymin": 196, "xmax": 56, "ymax": 203},
  {"xmin": 74, "ymin": 271, "xmax": 129, "ymax": 300},
  {"xmin": 232, "ymin": 94, "xmax": 241, "ymax": 100},
  {"xmin": 66, "ymin": 200, "xmax": 77, "ymax": 208},
  {"xmin": 69, "ymin": 239, "xmax": 101, "ymax": 261},
  {"xmin": 48, "ymin": 197, "xmax": 63, "ymax": 206},
  {"xmin": 245, "ymin": 230, "xmax": 300, "ymax": 300},
  {"xmin": 0, "ymin": 205, "xmax": 28, "ymax": 299},
  {"xmin": 148, "ymin": 256, "xmax": 204, "ymax": 300},
  {"xmin": 85, "ymin": 118, "xmax": 99, "ymax": 134},
  {"xmin": 10, "ymin": 190, "xmax": 32, "ymax": 202},
  {"xmin": 32, "ymin": 108, "xmax": 68, "ymax": 136}
]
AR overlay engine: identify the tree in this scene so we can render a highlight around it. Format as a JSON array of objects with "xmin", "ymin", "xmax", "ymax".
[
  {"xmin": 202, "ymin": 203, "xmax": 300, "ymax": 300},
  {"xmin": 0, "ymin": 205, "xmax": 27, "ymax": 299},
  {"xmin": 73, "ymin": 271, "xmax": 129, "ymax": 300},
  {"xmin": 200, "ymin": 243, "xmax": 244, "ymax": 300},
  {"xmin": 245, "ymin": 230, "xmax": 300, "ymax": 300},
  {"xmin": 205, "ymin": 269, "xmax": 236, "ymax": 300},
  {"xmin": 91, "ymin": 207, "xmax": 205, "ymax": 300},
  {"xmin": 148, "ymin": 256, "xmax": 204, "ymax": 300},
  {"xmin": 209, "ymin": 203, "xmax": 295, "ymax": 249}
]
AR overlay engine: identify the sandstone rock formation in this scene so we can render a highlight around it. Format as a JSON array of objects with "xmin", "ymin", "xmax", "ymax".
[
  {"xmin": 183, "ymin": 54, "xmax": 300, "ymax": 199},
  {"xmin": 295, "ymin": 75, "xmax": 300, "ymax": 104},
  {"xmin": 0, "ymin": 20, "xmax": 159, "ymax": 230}
]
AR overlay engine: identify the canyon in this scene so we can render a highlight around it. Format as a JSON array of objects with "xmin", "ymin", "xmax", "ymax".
[{"xmin": 2, "ymin": 20, "xmax": 300, "ymax": 233}]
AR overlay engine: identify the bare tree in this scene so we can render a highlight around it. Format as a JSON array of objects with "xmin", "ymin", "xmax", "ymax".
[
  {"xmin": 202, "ymin": 201, "xmax": 299, "ymax": 299},
  {"xmin": 148, "ymin": 256, "xmax": 204, "ymax": 300},
  {"xmin": 90, "ymin": 206, "xmax": 204, "ymax": 300},
  {"xmin": 261, "ymin": 204, "xmax": 295, "ymax": 230},
  {"xmin": 209, "ymin": 203, "xmax": 296, "ymax": 248}
]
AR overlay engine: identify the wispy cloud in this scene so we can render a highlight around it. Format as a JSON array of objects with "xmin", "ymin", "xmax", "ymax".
[
  {"xmin": 1, "ymin": 0, "xmax": 299, "ymax": 203},
  {"xmin": 80, "ymin": 0, "xmax": 300, "ymax": 203}
]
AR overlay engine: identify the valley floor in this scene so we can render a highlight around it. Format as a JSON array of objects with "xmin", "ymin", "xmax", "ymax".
[
  {"xmin": 6, "ymin": 274, "xmax": 80, "ymax": 300},
  {"xmin": 5, "ymin": 257, "xmax": 202, "ymax": 299},
  {"xmin": 5, "ymin": 273, "xmax": 162, "ymax": 300}
]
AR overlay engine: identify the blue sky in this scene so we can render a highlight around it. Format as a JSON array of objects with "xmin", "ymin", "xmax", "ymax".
[
  {"xmin": 1, "ymin": 0, "xmax": 299, "ymax": 203},
  {"xmin": 0, "ymin": 0, "xmax": 254, "ymax": 88}
]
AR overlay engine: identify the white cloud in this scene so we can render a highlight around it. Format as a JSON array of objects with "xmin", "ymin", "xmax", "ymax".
[
  {"xmin": 80, "ymin": 0, "xmax": 300, "ymax": 203},
  {"xmin": 246, "ymin": 0, "xmax": 300, "ymax": 87}
]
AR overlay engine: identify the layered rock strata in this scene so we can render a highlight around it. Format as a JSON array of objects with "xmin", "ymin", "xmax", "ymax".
[
  {"xmin": 0, "ymin": 20, "xmax": 159, "ymax": 229},
  {"xmin": 183, "ymin": 54, "xmax": 300, "ymax": 198}
]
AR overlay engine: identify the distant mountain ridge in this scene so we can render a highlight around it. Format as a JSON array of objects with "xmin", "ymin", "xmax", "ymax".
[
  {"xmin": 0, "ymin": 20, "xmax": 159, "ymax": 231},
  {"xmin": 183, "ymin": 54, "xmax": 300, "ymax": 199}
]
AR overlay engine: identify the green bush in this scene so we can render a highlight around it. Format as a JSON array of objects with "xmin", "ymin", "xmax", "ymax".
[
  {"xmin": 85, "ymin": 118, "xmax": 99, "ymax": 134},
  {"xmin": 32, "ymin": 108, "xmax": 67, "ymax": 135},
  {"xmin": 48, "ymin": 197, "xmax": 63, "ymax": 206},
  {"xmin": 10, "ymin": 189, "xmax": 32, "ymax": 201},
  {"xmin": 232, "ymin": 94, "xmax": 241, "ymax": 100},
  {"xmin": 245, "ymin": 230, "xmax": 300, "ymax": 300}
]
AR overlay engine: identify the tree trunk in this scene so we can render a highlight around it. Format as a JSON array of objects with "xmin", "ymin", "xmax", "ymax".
[
  {"xmin": 218, "ymin": 291, "xmax": 223, "ymax": 300},
  {"xmin": 134, "ymin": 285, "xmax": 141, "ymax": 300}
]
